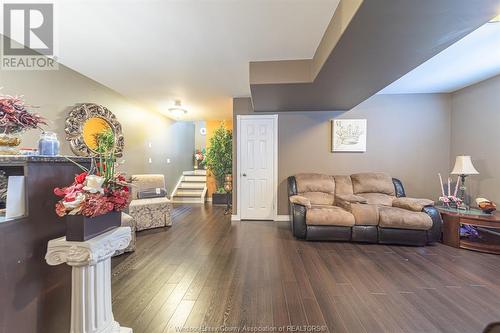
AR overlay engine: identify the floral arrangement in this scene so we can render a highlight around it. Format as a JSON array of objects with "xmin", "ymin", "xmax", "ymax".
[
  {"xmin": 438, "ymin": 173, "xmax": 462, "ymax": 207},
  {"xmin": 0, "ymin": 94, "xmax": 46, "ymax": 134},
  {"xmin": 54, "ymin": 129, "xmax": 131, "ymax": 217},
  {"xmin": 194, "ymin": 148, "xmax": 206, "ymax": 167}
]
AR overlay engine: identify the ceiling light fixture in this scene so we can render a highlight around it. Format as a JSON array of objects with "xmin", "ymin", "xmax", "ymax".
[
  {"xmin": 168, "ymin": 100, "xmax": 187, "ymax": 118},
  {"xmin": 489, "ymin": 14, "xmax": 500, "ymax": 23}
]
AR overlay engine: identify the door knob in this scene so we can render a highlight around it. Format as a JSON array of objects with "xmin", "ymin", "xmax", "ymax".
[{"xmin": 242, "ymin": 173, "xmax": 247, "ymax": 177}]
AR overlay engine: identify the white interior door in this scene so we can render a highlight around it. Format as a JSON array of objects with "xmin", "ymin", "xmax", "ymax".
[{"xmin": 239, "ymin": 116, "xmax": 277, "ymax": 220}]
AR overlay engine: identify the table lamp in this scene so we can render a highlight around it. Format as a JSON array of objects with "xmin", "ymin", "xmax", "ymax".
[{"xmin": 451, "ymin": 155, "xmax": 479, "ymax": 209}]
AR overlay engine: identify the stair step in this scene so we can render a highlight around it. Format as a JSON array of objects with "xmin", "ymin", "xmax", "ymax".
[
  {"xmin": 183, "ymin": 170, "xmax": 207, "ymax": 176},
  {"xmin": 184, "ymin": 175, "xmax": 206, "ymax": 182},
  {"xmin": 172, "ymin": 197, "xmax": 205, "ymax": 203},
  {"xmin": 175, "ymin": 190, "xmax": 204, "ymax": 197},
  {"xmin": 179, "ymin": 182, "xmax": 205, "ymax": 189}
]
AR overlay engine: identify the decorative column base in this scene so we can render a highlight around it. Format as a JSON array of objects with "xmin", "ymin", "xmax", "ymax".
[{"xmin": 46, "ymin": 227, "xmax": 133, "ymax": 333}]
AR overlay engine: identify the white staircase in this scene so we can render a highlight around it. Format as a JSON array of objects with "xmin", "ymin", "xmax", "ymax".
[{"xmin": 171, "ymin": 170, "xmax": 207, "ymax": 203}]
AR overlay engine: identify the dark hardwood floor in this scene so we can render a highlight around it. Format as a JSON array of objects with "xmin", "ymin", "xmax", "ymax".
[{"xmin": 112, "ymin": 205, "xmax": 500, "ymax": 333}]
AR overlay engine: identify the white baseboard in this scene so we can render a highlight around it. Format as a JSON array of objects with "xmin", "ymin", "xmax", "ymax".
[{"xmin": 231, "ymin": 214, "xmax": 289, "ymax": 222}]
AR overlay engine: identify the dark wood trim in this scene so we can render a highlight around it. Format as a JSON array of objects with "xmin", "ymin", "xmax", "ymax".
[{"xmin": 442, "ymin": 214, "xmax": 460, "ymax": 248}]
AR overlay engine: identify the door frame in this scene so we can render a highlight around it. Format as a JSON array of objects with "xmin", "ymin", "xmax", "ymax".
[{"xmin": 236, "ymin": 114, "xmax": 278, "ymax": 221}]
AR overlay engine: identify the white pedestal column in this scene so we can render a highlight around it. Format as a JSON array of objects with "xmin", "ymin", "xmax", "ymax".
[{"xmin": 45, "ymin": 227, "xmax": 133, "ymax": 333}]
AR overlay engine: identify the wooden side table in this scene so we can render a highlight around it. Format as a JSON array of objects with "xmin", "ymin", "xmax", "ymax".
[{"xmin": 438, "ymin": 207, "xmax": 500, "ymax": 255}]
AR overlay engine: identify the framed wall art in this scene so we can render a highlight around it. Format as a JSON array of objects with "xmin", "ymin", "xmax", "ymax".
[{"xmin": 331, "ymin": 119, "xmax": 367, "ymax": 152}]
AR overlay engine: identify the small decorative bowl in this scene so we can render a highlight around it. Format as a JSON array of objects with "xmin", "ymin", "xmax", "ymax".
[
  {"xmin": 476, "ymin": 198, "xmax": 497, "ymax": 214},
  {"xmin": 479, "ymin": 202, "xmax": 496, "ymax": 214},
  {"xmin": 481, "ymin": 206, "xmax": 496, "ymax": 214}
]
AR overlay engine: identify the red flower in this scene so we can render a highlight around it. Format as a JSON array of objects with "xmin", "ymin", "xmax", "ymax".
[
  {"xmin": 74, "ymin": 172, "xmax": 88, "ymax": 184},
  {"xmin": 55, "ymin": 202, "xmax": 67, "ymax": 217},
  {"xmin": 117, "ymin": 175, "xmax": 126, "ymax": 182},
  {"xmin": 54, "ymin": 187, "xmax": 66, "ymax": 197}
]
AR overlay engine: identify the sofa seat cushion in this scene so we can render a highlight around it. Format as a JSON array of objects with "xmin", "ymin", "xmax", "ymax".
[
  {"xmin": 378, "ymin": 207, "xmax": 432, "ymax": 230},
  {"xmin": 392, "ymin": 197, "xmax": 434, "ymax": 212},
  {"xmin": 306, "ymin": 205, "xmax": 355, "ymax": 226},
  {"xmin": 358, "ymin": 193, "xmax": 395, "ymax": 206},
  {"xmin": 351, "ymin": 203, "xmax": 379, "ymax": 226},
  {"xmin": 351, "ymin": 172, "xmax": 395, "ymax": 195},
  {"xmin": 302, "ymin": 191, "xmax": 335, "ymax": 206}
]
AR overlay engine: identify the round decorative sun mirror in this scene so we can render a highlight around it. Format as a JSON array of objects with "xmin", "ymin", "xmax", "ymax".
[{"xmin": 65, "ymin": 103, "xmax": 124, "ymax": 157}]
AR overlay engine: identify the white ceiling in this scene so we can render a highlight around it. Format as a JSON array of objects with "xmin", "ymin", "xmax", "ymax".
[
  {"xmin": 379, "ymin": 21, "xmax": 500, "ymax": 94},
  {"xmin": 50, "ymin": 0, "xmax": 339, "ymax": 120}
]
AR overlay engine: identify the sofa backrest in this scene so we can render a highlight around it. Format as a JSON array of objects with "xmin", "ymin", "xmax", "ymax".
[
  {"xmin": 295, "ymin": 173, "xmax": 335, "ymax": 206},
  {"xmin": 291, "ymin": 172, "xmax": 397, "ymax": 206},
  {"xmin": 350, "ymin": 172, "xmax": 395, "ymax": 206},
  {"xmin": 333, "ymin": 175, "xmax": 354, "ymax": 195},
  {"xmin": 131, "ymin": 174, "xmax": 166, "ymax": 200}
]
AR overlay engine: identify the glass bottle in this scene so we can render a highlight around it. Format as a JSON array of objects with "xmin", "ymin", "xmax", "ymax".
[{"xmin": 38, "ymin": 131, "xmax": 60, "ymax": 156}]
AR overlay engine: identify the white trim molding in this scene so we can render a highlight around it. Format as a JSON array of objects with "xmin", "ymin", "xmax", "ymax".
[
  {"xmin": 274, "ymin": 215, "xmax": 290, "ymax": 222},
  {"xmin": 236, "ymin": 114, "xmax": 279, "ymax": 221},
  {"xmin": 231, "ymin": 214, "xmax": 289, "ymax": 222}
]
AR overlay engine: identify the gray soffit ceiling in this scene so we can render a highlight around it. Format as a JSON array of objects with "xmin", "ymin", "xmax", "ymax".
[{"xmin": 249, "ymin": 0, "xmax": 500, "ymax": 112}]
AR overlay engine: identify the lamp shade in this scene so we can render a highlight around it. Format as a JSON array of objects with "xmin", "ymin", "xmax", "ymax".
[{"xmin": 451, "ymin": 155, "xmax": 479, "ymax": 175}]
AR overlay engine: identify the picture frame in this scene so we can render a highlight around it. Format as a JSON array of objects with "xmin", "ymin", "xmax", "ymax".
[{"xmin": 331, "ymin": 119, "xmax": 367, "ymax": 152}]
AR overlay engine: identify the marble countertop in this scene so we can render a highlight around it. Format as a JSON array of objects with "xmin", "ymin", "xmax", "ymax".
[{"xmin": 0, "ymin": 155, "xmax": 91, "ymax": 164}]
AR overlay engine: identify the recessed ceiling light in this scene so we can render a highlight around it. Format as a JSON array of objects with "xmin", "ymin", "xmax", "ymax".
[
  {"xmin": 168, "ymin": 100, "xmax": 187, "ymax": 118},
  {"xmin": 490, "ymin": 14, "xmax": 500, "ymax": 23}
]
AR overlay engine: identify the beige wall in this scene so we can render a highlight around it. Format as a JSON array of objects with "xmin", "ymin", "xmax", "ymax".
[
  {"xmin": 194, "ymin": 121, "xmax": 207, "ymax": 151},
  {"xmin": 233, "ymin": 94, "xmax": 452, "ymax": 215},
  {"xmin": 0, "ymin": 64, "xmax": 194, "ymax": 194},
  {"xmin": 450, "ymin": 74, "xmax": 500, "ymax": 205}
]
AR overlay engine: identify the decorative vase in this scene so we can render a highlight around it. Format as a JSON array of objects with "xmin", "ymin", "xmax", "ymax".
[
  {"xmin": 0, "ymin": 133, "xmax": 22, "ymax": 155},
  {"xmin": 65, "ymin": 211, "xmax": 121, "ymax": 241},
  {"xmin": 38, "ymin": 131, "xmax": 60, "ymax": 156},
  {"xmin": 224, "ymin": 174, "xmax": 232, "ymax": 193}
]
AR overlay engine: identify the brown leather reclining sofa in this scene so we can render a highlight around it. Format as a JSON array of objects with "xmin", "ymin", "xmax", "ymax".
[{"xmin": 288, "ymin": 173, "xmax": 442, "ymax": 245}]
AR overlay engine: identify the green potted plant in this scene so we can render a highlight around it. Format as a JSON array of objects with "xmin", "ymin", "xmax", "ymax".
[{"xmin": 205, "ymin": 123, "xmax": 232, "ymax": 205}]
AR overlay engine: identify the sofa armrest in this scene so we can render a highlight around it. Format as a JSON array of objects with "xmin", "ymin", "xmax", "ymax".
[
  {"xmin": 392, "ymin": 178, "xmax": 406, "ymax": 198},
  {"xmin": 289, "ymin": 195, "xmax": 311, "ymax": 209},
  {"xmin": 129, "ymin": 197, "xmax": 171, "ymax": 209},
  {"xmin": 289, "ymin": 202, "xmax": 307, "ymax": 239},
  {"xmin": 335, "ymin": 194, "xmax": 367, "ymax": 211},
  {"xmin": 423, "ymin": 206, "xmax": 442, "ymax": 243},
  {"xmin": 392, "ymin": 197, "xmax": 434, "ymax": 212},
  {"xmin": 335, "ymin": 194, "xmax": 367, "ymax": 204}
]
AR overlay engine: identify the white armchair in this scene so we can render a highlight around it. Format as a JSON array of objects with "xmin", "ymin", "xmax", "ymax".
[{"xmin": 128, "ymin": 174, "xmax": 173, "ymax": 231}]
